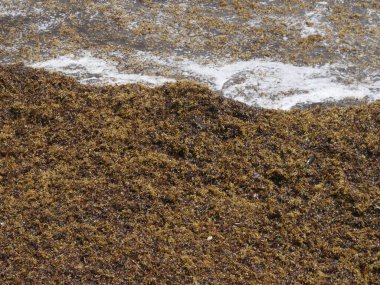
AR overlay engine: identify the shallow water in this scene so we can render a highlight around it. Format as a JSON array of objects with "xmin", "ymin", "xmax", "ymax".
[{"xmin": 1, "ymin": 0, "xmax": 379, "ymax": 109}]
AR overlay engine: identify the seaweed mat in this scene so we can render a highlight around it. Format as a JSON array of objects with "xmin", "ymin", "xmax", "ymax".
[{"xmin": 0, "ymin": 65, "xmax": 379, "ymax": 284}]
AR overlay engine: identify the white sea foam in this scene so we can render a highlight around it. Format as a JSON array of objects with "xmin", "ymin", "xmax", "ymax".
[
  {"xmin": 278, "ymin": 2, "xmax": 331, "ymax": 39},
  {"xmin": 30, "ymin": 51, "xmax": 379, "ymax": 110},
  {"xmin": 30, "ymin": 53, "xmax": 175, "ymax": 86},
  {"xmin": 0, "ymin": 0, "xmax": 27, "ymax": 17},
  {"xmin": 136, "ymin": 52, "xmax": 380, "ymax": 110},
  {"xmin": 0, "ymin": 9, "xmax": 25, "ymax": 17},
  {"xmin": 301, "ymin": 5, "xmax": 331, "ymax": 38},
  {"xmin": 36, "ymin": 16, "xmax": 63, "ymax": 32}
]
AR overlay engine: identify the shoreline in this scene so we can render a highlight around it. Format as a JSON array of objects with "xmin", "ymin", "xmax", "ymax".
[{"xmin": 4, "ymin": 62, "xmax": 379, "ymax": 111}]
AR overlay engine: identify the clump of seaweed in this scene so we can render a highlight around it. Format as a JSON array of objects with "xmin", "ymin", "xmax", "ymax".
[{"xmin": 0, "ymin": 65, "xmax": 379, "ymax": 284}]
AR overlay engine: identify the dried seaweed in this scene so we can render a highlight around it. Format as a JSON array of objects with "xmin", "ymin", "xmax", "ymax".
[{"xmin": 0, "ymin": 65, "xmax": 379, "ymax": 284}]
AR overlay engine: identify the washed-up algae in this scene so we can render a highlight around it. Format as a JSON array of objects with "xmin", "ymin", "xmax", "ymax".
[{"xmin": 0, "ymin": 65, "xmax": 379, "ymax": 284}]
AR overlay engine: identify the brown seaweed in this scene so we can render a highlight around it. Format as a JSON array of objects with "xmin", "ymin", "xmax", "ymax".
[{"xmin": 0, "ymin": 65, "xmax": 379, "ymax": 284}]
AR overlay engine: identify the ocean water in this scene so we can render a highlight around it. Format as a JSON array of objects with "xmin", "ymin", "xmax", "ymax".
[{"xmin": 1, "ymin": 0, "xmax": 379, "ymax": 109}]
